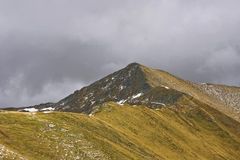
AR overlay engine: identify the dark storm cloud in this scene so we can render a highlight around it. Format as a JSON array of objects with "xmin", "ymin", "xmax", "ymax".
[{"xmin": 1, "ymin": 0, "xmax": 240, "ymax": 106}]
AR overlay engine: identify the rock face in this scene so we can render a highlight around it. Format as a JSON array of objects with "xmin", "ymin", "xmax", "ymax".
[{"xmin": 55, "ymin": 63, "xmax": 184, "ymax": 113}]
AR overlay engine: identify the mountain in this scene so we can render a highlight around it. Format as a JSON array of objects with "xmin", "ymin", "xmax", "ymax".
[
  {"xmin": 1, "ymin": 63, "xmax": 240, "ymax": 160},
  {"xmin": 56, "ymin": 63, "xmax": 240, "ymax": 122},
  {"xmin": 55, "ymin": 63, "xmax": 193, "ymax": 114},
  {"xmin": 17, "ymin": 62, "xmax": 240, "ymax": 121}
]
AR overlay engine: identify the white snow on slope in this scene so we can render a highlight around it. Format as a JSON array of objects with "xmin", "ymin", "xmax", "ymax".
[
  {"xmin": 117, "ymin": 99, "xmax": 127, "ymax": 105},
  {"xmin": 132, "ymin": 93, "xmax": 143, "ymax": 99},
  {"xmin": 23, "ymin": 108, "xmax": 38, "ymax": 112},
  {"xmin": 41, "ymin": 107, "xmax": 55, "ymax": 111}
]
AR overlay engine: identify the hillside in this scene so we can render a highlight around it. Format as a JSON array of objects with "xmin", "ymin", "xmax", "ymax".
[
  {"xmin": 12, "ymin": 63, "xmax": 240, "ymax": 122},
  {"xmin": 1, "ymin": 63, "xmax": 240, "ymax": 160},
  {"xmin": 1, "ymin": 100, "xmax": 240, "ymax": 160},
  {"xmin": 140, "ymin": 65, "xmax": 240, "ymax": 122}
]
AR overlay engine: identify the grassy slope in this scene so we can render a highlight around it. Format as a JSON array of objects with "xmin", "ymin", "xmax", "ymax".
[
  {"xmin": 0, "ymin": 101, "xmax": 240, "ymax": 160},
  {"xmin": 141, "ymin": 65, "xmax": 240, "ymax": 122}
]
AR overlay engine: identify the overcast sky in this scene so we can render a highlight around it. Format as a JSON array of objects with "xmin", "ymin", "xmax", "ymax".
[{"xmin": 1, "ymin": 0, "xmax": 240, "ymax": 107}]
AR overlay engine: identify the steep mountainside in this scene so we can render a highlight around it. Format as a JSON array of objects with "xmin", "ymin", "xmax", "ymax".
[
  {"xmin": 26, "ymin": 63, "xmax": 187, "ymax": 113},
  {"xmin": 12, "ymin": 63, "xmax": 240, "ymax": 122},
  {"xmin": 55, "ymin": 63, "xmax": 151, "ymax": 113},
  {"xmin": 1, "ymin": 62, "xmax": 240, "ymax": 160},
  {"xmin": 52, "ymin": 63, "xmax": 240, "ymax": 122},
  {"xmin": 1, "ymin": 100, "xmax": 240, "ymax": 160},
  {"xmin": 140, "ymin": 65, "xmax": 240, "ymax": 122}
]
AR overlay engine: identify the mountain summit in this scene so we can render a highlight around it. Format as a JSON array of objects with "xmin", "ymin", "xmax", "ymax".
[
  {"xmin": 15, "ymin": 62, "xmax": 240, "ymax": 121},
  {"xmin": 54, "ymin": 63, "xmax": 186, "ymax": 113},
  {"xmin": 1, "ymin": 63, "xmax": 240, "ymax": 160}
]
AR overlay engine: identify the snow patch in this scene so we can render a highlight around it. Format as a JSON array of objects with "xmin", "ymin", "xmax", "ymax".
[
  {"xmin": 132, "ymin": 93, "xmax": 143, "ymax": 99},
  {"xmin": 23, "ymin": 108, "xmax": 38, "ymax": 112},
  {"xmin": 41, "ymin": 107, "xmax": 55, "ymax": 111},
  {"xmin": 117, "ymin": 99, "xmax": 127, "ymax": 105}
]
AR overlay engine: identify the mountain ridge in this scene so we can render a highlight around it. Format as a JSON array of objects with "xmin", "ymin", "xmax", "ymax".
[
  {"xmin": 1, "ymin": 62, "xmax": 240, "ymax": 160},
  {"xmin": 3, "ymin": 62, "xmax": 240, "ymax": 122}
]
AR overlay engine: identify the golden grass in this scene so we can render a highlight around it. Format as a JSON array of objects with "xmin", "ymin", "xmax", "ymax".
[
  {"xmin": 140, "ymin": 65, "xmax": 240, "ymax": 122},
  {"xmin": 0, "ymin": 100, "xmax": 240, "ymax": 160}
]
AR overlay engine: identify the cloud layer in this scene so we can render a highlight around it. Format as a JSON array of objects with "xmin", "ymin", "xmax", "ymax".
[{"xmin": 1, "ymin": 0, "xmax": 240, "ymax": 107}]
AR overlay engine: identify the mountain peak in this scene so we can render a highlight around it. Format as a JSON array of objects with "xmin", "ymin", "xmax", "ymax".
[
  {"xmin": 126, "ymin": 62, "xmax": 142, "ymax": 67},
  {"xmin": 13, "ymin": 63, "xmax": 240, "ymax": 122},
  {"xmin": 55, "ymin": 62, "xmax": 153, "ymax": 113},
  {"xmin": 52, "ymin": 62, "xmax": 190, "ymax": 113},
  {"xmin": 124, "ymin": 62, "xmax": 144, "ymax": 73}
]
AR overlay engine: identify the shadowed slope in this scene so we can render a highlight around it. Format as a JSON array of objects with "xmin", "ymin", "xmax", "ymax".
[{"xmin": 54, "ymin": 63, "xmax": 151, "ymax": 113}]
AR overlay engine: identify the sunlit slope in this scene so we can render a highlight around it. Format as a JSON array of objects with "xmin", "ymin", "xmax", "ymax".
[
  {"xmin": 141, "ymin": 65, "xmax": 240, "ymax": 122},
  {"xmin": 1, "ymin": 99, "xmax": 240, "ymax": 160}
]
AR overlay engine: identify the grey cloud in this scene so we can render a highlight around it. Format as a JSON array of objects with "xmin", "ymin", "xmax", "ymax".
[{"xmin": 0, "ymin": 0, "xmax": 240, "ymax": 106}]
